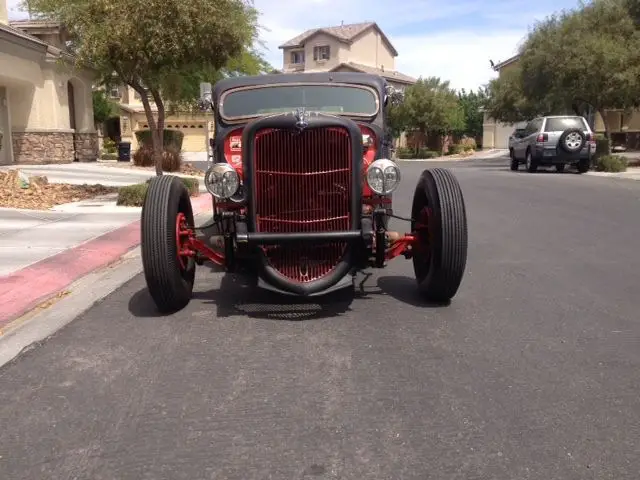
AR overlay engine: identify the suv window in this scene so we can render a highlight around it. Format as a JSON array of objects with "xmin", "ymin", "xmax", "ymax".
[
  {"xmin": 524, "ymin": 119, "xmax": 542, "ymax": 136},
  {"xmin": 544, "ymin": 117, "xmax": 586, "ymax": 132}
]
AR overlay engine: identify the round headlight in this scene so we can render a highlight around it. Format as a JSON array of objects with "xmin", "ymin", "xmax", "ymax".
[
  {"xmin": 204, "ymin": 163, "xmax": 240, "ymax": 199},
  {"xmin": 366, "ymin": 158, "xmax": 401, "ymax": 195}
]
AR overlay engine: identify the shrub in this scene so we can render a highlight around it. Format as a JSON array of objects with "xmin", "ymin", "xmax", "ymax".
[
  {"xmin": 103, "ymin": 138, "xmax": 117, "ymax": 153},
  {"xmin": 133, "ymin": 145, "xmax": 183, "ymax": 172},
  {"xmin": 594, "ymin": 134, "xmax": 610, "ymax": 158},
  {"xmin": 460, "ymin": 136, "xmax": 477, "ymax": 151},
  {"xmin": 418, "ymin": 148, "xmax": 438, "ymax": 159},
  {"xmin": 132, "ymin": 145, "xmax": 154, "ymax": 167},
  {"xmin": 395, "ymin": 147, "xmax": 413, "ymax": 159},
  {"xmin": 135, "ymin": 129, "xmax": 184, "ymax": 151},
  {"xmin": 117, "ymin": 176, "xmax": 200, "ymax": 206},
  {"xmin": 100, "ymin": 152, "xmax": 118, "ymax": 160},
  {"xmin": 161, "ymin": 146, "xmax": 183, "ymax": 172},
  {"xmin": 448, "ymin": 144, "xmax": 465, "ymax": 155},
  {"xmin": 395, "ymin": 147, "xmax": 438, "ymax": 159},
  {"xmin": 594, "ymin": 154, "xmax": 627, "ymax": 172},
  {"xmin": 116, "ymin": 183, "xmax": 149, "ymax": 206}
]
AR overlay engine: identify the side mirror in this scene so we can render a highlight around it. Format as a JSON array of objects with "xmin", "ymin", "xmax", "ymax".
[{"xmin": 198, "ymin": 82, "xmax": 213, "ymax": 111}]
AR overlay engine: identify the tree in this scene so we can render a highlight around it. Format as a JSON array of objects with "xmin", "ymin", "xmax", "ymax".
[
  {"xmin": 457, "ymin": 88, "xmax": 488, "ymax": 139},
  {"xmin": 402, "ymin": 77, "xmax": 465, "ymax": 153},
  {"xmin": 25, "ymin": 0, "xmax": 262, "ymax": 175},
  {"xmin": 483, "ymin": 67, "xmax": 544, "ymax": 123},
  {"xmin": 518, "ymin": 0, "xmax": 640, "ymax": 146},
  {"xmin": 91, "ymin": 89, "xmax": 117, "ymax": 129}
]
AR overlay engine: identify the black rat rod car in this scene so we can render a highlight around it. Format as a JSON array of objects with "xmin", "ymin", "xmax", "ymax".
[{"xmin": 140, "ymin": 72, "xmax": 468, "ymax": 313}]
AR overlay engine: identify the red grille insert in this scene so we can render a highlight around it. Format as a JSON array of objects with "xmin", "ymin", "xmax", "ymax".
[{"xmin": 254, "ymin": 127, "xmax": 352, "ymax": 283}]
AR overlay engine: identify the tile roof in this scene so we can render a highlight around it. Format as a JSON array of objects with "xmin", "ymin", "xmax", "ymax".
[
  {"xmin": 493, "ymin": 54, "xmax": 520, "ymax": 71},
  {"xmin": 331, "ymin": 62, "xmax": 417, "ymax": 85},
  {"xmin": 0, "ymin": 21, "xmax": 48, "ymax": 47},
  {"xmin": 279, "ymin": 21, "xmax": 398, "ymax": 56}
]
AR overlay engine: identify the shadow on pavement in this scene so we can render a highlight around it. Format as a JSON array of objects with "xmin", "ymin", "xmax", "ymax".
[
  {"xmin": 128, "ymin": 272, "xmax": 361, "ymax": 321},
  {"xmin": 128, "ymin": 271, "xmax": 449, "ymax": 321},
  {"xmin": 376, "ymin": 275, "xmax": 451, "ymax": 308}
]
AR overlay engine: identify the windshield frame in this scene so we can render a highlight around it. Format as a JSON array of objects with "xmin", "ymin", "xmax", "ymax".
[{"xmin": 218, "ymin": 82, "xmax": 381, "ymax": 124}]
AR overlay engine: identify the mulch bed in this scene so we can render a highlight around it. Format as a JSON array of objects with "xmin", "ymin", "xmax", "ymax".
[
  {"xmin": 98, "ymin": 160, "xmax": 205, "ymax": 177},
  {"xmin": 0, "ymin": 170, "xmax": 118, "ymax": 210}
]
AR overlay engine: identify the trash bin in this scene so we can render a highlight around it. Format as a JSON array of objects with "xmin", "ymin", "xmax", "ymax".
[{"xmin": 117, "ymin": 141, "xmax": 131, "ymax": 162}]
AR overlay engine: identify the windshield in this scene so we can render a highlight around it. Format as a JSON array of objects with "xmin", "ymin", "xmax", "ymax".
[
  {"xmin": 544, "ymin": 117, "xmax": 587, "ymax": 132},
  {"xmin": 220, "ymin": 84, "xmax": 379, "ymax": 120}
]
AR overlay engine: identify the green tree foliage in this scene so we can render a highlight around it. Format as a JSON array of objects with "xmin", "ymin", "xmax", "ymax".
[
  {"xmin": 25, "ymin": 0, "xmax": 264, "ymax": 174},
  {"xmin": 399, "ymin": 77, "xmax": 465, "ymax": 153},
  {"xmin": 518, "ymin": 0, "xmax": 640, "ymax": 142},
  {"xmin": 457, "ymin": 88, "xmax": 487, "ymax": 138},
  {"xmin": 483, "ymin": 67, "xmax": 544, "ymax": 123},
  {"xmin": 91, "ymin": 89, "xmax": 117, "ymax": 127}
]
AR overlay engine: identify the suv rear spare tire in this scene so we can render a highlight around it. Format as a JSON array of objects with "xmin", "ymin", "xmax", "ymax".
[{"xmin": 559, "ymin": 128, "xmax": 586, "ymax": 154}]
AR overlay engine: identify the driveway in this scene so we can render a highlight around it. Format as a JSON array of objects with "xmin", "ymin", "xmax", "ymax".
[{"xmin": 0, "ymin": 158, "xmax": 639, "ymax": 479}]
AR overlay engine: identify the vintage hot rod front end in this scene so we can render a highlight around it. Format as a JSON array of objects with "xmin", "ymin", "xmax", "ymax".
[{"xmin": 140, "ymin": 73, "xmax": 468, "ymax": 313}]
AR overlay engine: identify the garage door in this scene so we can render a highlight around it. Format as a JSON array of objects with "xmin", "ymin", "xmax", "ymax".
[
  {"xmin": 139, "ymin": 123, "xmax": 208, "ymax": 152},
  {"xmin": 167, "ymin": 123, "xmax": 207, "ymax": 152}
]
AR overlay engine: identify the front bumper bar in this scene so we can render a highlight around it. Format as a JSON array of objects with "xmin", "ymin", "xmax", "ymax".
[{"xmin": 236, "ymin": 230, "xmax": 364, "ymax": 245}]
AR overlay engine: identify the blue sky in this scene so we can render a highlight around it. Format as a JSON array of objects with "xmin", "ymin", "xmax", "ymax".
[{"xmin": 7, "ymin": 0, "xmax": 582, "ymax": 91}]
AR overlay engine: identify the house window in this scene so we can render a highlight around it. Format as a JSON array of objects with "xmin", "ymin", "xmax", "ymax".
[
  {"xmin": 290, "ymin": 50, "xmax": 305, "ymax": 64},
  {"xmin": 109, "ymin": 85, "xmax": 120, "ymax": 99},
  {"xmin": 313, "ymin": 45, "xmax": 330, "ymax": 61}
]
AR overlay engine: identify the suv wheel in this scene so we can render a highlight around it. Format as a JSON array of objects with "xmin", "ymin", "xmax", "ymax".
[
  {"xmin": 525, "ymin": 150, "xmax": 538, "ymax": 173},
  {"xmin": 577, "ymin": 158, "xmax": 590, "ymax": 173},
  {"xmin": 510, "ymin": 149, "xmax": 518, "ymax": 171}
]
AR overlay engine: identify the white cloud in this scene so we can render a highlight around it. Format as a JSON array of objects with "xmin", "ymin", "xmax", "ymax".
[{"xmin": 393, "ymin": 30, "xmax": 527, "ymax": 91}]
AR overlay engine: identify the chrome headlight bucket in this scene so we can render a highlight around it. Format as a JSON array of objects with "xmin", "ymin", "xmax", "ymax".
[
  {"xmin": 204, "ymin": 163, "xmax": 240, "ymax": 199},
  {"xmin": 366, "ymin": 158, "xmax": 401, "ymax": 195}
]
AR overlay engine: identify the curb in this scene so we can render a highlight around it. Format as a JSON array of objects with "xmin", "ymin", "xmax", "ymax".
[{"xmin": 0, "ymin": 192, "xmax": 212, "ymax": 329}]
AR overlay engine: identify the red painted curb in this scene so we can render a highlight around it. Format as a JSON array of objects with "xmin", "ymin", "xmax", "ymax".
[{"xmin": 0, "ymin": 193, "xmax": 212, "ymax": 328}]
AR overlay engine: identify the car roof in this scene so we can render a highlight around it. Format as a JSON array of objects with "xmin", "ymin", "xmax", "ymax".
[{"xmin": 213, "ymin": 71, "xmax": 388, "ymax": 97}]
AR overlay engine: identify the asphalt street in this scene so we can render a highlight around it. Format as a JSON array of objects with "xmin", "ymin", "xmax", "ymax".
[{"xmin": 1, "ymin": 157, "xmax": 639, "ymax": 479}]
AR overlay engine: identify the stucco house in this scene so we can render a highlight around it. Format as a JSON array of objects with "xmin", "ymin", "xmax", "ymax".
[
  {"xmin": 104, "ymin": 83, "xmax": 213, "ymax": 154},
  {"xmin": 0, "ymin": 3, "xmax": 97, "ymax": 165},
  {"xmin": 483, "ymin": 53, "xmax": 640, "ymax": 150},
  {"xmin": 279, "ymin": 21, "xmax": 416, "ymax": 90}
]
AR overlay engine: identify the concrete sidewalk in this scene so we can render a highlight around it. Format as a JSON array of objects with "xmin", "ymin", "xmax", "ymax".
[
  {"xmin": 586, "ymin": 167, "xmax": 640, "ymax": 181},
  {"xmin": 0, "ymin": 208, "xmax": 139, "ymax": 276},
  {"xmin": 0, "ymin": 162, "xmax": 207, "ymax": 192},
  {"xmin": 0, "ymin": 191, "xmax": 213, "ymax": 329}
]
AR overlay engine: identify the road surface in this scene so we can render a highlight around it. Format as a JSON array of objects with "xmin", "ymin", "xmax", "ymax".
[{"xmin": 1, "ymin": 157, "xmax": 639, "ymax": 479}]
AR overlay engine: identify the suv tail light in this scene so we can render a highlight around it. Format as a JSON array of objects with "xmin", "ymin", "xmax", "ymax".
[
  {"xmin": 587, "ymin": 133, "xmax": 596, "ymax": 145},
  {"xmin": 536, "ymin": 133, "xmax": 548, "ymax": 143}
]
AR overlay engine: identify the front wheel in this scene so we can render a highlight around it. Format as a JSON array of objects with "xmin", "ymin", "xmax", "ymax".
[
  {"xmin": 510, "ymin": 150, "xmax": 519, "ymax": 171},
  {"xmin": 141, "ymin": 175, "xmax": 196, "ymax": 313},
  {"xmin": 411, "ymin": 168, "xmax": 468, "ymax": 303}
]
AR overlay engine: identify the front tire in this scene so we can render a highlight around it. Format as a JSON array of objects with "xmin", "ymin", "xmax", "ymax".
[
  {"xmin": 510, "ymin": 149, "xmax": 519, "ymax": 171},
  {"xmin": 411, "ymin": 168, "xmax": 468, "ymax": 303},
  {"xmin": 141, "ymin": 175, "xmax": 196, "ymax": 313}
]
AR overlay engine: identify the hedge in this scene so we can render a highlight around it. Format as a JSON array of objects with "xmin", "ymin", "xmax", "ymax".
[
  {"xmin": 135, "ymin": 129, "xmax": 184, "ymax": 151},
  {"xmin": 116, "ymin": 176, "xmax": 199, "ymax": 206},
  {"xmin": 594, "ymin": 154, "xmax": 627, "ymax": 173}
]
